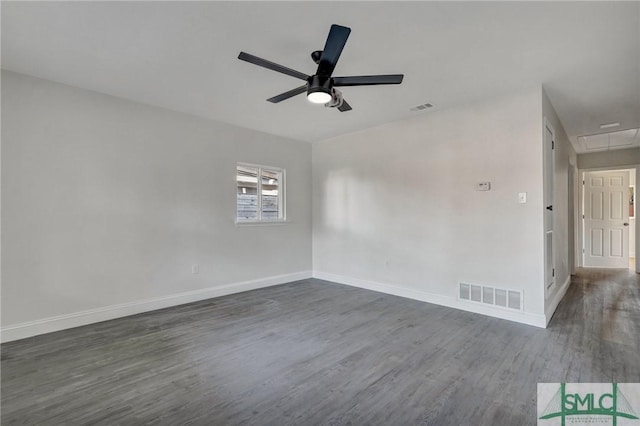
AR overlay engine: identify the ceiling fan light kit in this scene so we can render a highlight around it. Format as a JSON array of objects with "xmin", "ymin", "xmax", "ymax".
[
  {"xmin": 238, "ymin": 24, "xmax": 404, "ymax": 112},
  {"xmin": 306, "ymin": 75, "xmax": 333, "ymax": 103},
  {"xmin": 307, "ymin": 91, "xmax": 332, "ymax": 104}
]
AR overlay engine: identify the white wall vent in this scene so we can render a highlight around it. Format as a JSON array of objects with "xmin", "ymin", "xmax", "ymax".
[{"xmin": 459, "ymin": 282, "xmax": 523, "ymax": 311}]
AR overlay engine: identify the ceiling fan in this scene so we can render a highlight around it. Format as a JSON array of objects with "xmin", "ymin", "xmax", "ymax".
[{"xmin": 238, "ymin": 24, "xmax": 404, "ymax": 112}]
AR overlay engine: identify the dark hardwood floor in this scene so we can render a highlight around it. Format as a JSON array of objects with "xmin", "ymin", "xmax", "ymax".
[{"xmin": 2, "ymin": 268, "xmax": 639, "ymax": 425}]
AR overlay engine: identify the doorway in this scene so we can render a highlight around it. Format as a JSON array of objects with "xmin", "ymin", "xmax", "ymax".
[{"xmin": 581, "ymin": 168, "xmax": 635, "ymax": 269}]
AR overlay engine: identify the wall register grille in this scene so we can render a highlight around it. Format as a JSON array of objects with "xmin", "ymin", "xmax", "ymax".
[{"xmin": 458, "ymin": 282, "xmax": 523, "ymax": 311}]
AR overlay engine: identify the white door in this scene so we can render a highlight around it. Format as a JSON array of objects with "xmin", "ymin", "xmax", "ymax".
[
  {"xmin": 583, "ymin": 170, "xmax": 630, "ymax": 268},
  {"xmin": 543, "ymin": 121, "xmax": 555, "ymax": 296}
]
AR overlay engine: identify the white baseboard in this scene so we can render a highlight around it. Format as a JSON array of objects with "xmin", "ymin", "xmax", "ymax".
[
  {"xmin": 313, "ymin": 271, "xmax": 547, "ymax": 328},
  {"xmin": 1, "ymin": 270, "xmax": 312, "ymax": 343},
  {"xmin": 544, "ymin": 275, "xmax": 572, "ymax": 325}
]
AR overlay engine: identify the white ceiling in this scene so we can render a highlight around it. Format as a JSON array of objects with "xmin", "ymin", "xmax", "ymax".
[{"xmin": 2, "ymin": 2, "xmax": 639, "ymax": 149}]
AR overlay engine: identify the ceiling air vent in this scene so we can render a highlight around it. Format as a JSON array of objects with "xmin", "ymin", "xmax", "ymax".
[
  {"xmin": 410, "ymin": 103, "xmax": 433, "ymax": 112},
  {"xmin": 577, "ymin": 128, "xmax": 639, "ymax": 152}
]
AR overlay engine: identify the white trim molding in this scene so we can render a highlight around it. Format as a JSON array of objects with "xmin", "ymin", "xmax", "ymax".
[
  {"xmin": 545, "ymin": 275, "xmax": 572, "ymax": 326},
  {"xmin": 1, "ymin": 271, "xmax": 312, "ymax": 343},
  {"xmin": 313, "ymin": 271, "xmax": 547, "ymax": 328}
]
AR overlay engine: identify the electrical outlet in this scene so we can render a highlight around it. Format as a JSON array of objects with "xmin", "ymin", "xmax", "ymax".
[{"xmin": 192, "ymin": 264, "xmax": 199, "ymax": 274}]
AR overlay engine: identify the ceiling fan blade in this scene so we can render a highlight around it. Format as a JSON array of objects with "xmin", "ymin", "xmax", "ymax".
[
  {"xmin": 333, "ymin": 75, "xmax": 404, "ymax": 86},
  {"xmin": 316, "ymin": 24, "xmax": 351, "ymax": 77},
  {"xmin": 337, "ymin": 99, "xmax": 352, "ymax": 112},
  {"xmin": 238, "ymin": 52, "xmax": 309, "ymax": 81},
  {"xmin": 266, "ymin": 85, "xmax": 307, "ymax": 103}
]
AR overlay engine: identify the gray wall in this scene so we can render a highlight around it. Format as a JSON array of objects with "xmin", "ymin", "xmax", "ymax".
[
  {"xmin": 1, "ymin": 71, "xmax": 312, "ymax": 334},
  {"xmin": 313, "ymin": 88, "xmax": 547, "ymax": 325},
  {"xmin": 578, "ymin": 148, "xmax": 640, "ymax": 170}
]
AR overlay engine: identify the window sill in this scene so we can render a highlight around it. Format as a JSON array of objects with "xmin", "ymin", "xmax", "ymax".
[{"xmin": 235, "ymin": 220, "xmax": 290, "ymax": 227}]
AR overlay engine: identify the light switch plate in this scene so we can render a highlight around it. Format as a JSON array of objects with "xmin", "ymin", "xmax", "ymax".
[{"xmin": 518, "ymin": 192, "xmax": 527, "ymax": 203}]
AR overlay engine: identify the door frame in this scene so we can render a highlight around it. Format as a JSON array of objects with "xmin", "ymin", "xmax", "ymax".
[
  {"xmin": 569, "ymin": 157, "xmax": 578, "ymax": 275},
  {"xmin": 578, "ymin": 165, "xmax": 636, "ymax": 269},
  {"xmin": 543, "ymin": 118, "xmax": 555, "ymax": 298}
]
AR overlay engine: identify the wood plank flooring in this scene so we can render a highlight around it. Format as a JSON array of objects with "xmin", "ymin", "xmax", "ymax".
[{"xmin": 2, "ymin": 268, "xmax": 639, "ymax": 425}]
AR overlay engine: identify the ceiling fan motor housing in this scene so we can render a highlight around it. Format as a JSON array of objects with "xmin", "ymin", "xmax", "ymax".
[{"xmin": 307, "ymin": 74, "xmax": 333, "ymax": 97}]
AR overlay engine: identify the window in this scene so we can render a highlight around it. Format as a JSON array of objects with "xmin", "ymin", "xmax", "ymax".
[{"xmin": 236, "ymin": 163, "xmax": 285, "ymax": 222}]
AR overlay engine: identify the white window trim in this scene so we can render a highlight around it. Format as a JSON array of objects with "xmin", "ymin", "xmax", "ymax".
[{"xmin": 236, "ymin": 162, "xmax": 286, "ymax": 225}]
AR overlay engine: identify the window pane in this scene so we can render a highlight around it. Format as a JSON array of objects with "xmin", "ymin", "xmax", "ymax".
[
  {"xmin": 237, "ymin": 166, "xmax": 258, "ymax": 220},
  {"xmin": 261, "ymin": 169, "xmax": 281, "ymax": 220}
]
